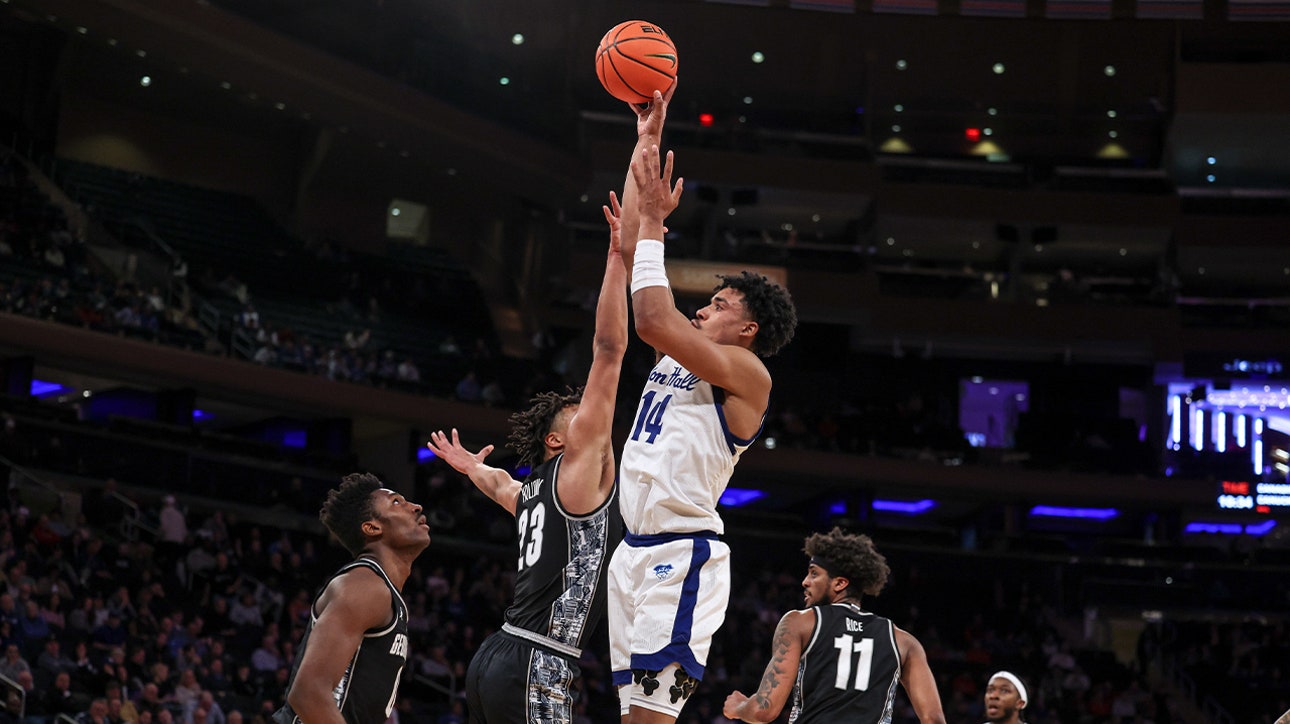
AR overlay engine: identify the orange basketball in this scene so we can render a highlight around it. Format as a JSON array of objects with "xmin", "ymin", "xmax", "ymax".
[{"xmin": 595, "ymin": 20, "xmax": 678, "ymax": 104}]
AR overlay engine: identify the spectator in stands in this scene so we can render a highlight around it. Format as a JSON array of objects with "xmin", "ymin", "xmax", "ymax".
[
  {"xmin": 17, "ymin": 599, "xmax": 51, "ymax": 655},
  {"xmin": 343, "ymin": 328, "xmax": 370, "ymax": 351},
  {"xmin": 454, "ymin": 371, "xmax": 481, "ymax": 402},
  {"xmin": 35, "ymin": 637, "xmax": 75, "ymax": 687},
  {"xmin": 77, "ymin": 697, "xmax": 110, "ymax": 724},
  {"xmin": 221, "ymin": 277, "xmax": 250, "ymax": 306},
  {"xmin": 0, "ymin": 644, "xmax": 30, "ymax": 682},
  {"xmin": 157, "ymin": 495, "xmax": 188, "ymax": 574},
  {"xmin": 44, "ymin": 670, "xmax": 81, "ymax": 719},
  {"xmin": 172, "ymin": 668, "xmax": 201, "ymax": 713},
  {"xmin": 396, "ymin": 357, "xmax": 421, "ymax": 383},
  {"xmin": 249, "ymin": 634, "xmax": 281, "ymax": 674}
]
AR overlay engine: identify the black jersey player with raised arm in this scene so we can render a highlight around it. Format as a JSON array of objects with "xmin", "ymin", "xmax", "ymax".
[{"xmin": 427, "ymin": 192, "xmax": 628, "ymax": 724}]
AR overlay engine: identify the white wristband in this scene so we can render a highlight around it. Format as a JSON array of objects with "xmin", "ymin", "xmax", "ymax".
[{"xmin": 631, "ymin": 239, "xmax": 669, "ymax": 294}]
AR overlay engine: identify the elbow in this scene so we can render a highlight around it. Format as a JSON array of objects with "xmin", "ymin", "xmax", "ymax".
[
  {"xmin": 593, "ymin": 334, "xmax": 626, "ymax": 360},
  {"xmin": 287, "ymin": 685, "xmax": 321, "ymax": 719},
  {"xmin": 286, "ymin": 687, "xmax": 305, "ymax": 715},
  {"xmin": 632, "ymin": 307, "xmax": 667, "ymax": 346}
]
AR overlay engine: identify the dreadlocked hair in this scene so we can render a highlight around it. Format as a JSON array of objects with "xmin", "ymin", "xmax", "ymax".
[
  {"xmin": 320, "ymin": 472, "xmax": 384, "ymax": 555},
  {"xmin": 804, "ymin": 526, "xmax": 890, "ymax": 598},
  {"xmin": 714, "ymin": 271, "xmax": 797, "ymax": 357},
  {"xmin": 507, "ymin": 387, "xmax": 584, "ymax": 467}
]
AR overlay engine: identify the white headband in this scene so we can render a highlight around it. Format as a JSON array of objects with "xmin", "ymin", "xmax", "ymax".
[{"xmin": 990, "ymin": 671, "xmax": 1028, "ymax": 704}]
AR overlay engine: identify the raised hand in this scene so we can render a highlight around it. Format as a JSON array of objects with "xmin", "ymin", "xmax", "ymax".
[
  {"xmin": 629, "ymin": 145, "xmax": 683, "ymax": 228},
  {"xmin": 602, "ymin": 190, "xmax": 623, "ymax": 256},
  {"xmin": 427, "ymin": 429, "xmax": 494, "ymax": 476},
  {"xmin": 632, "ymin": 84, "xmax": 676, "ymax": 139}
]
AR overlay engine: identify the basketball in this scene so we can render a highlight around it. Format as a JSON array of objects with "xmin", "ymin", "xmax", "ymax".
[{"xmin": 595, "ymin": 20, "xmax": 678, "ymax": 105}]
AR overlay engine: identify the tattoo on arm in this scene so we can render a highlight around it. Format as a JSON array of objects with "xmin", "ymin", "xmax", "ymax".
[{"xmin": 753, "ymin": 616, "xmax": 795, "ymax": 711}]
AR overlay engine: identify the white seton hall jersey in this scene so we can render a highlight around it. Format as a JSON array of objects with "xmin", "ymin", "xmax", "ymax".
[{"xmin": 618, "ymin": 355, "xmax": 760, "ymax": 535}]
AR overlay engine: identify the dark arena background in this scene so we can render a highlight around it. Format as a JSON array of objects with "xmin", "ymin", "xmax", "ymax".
[{"xmin": 1, "ymin": 0, "xmax": 1289, "ymax": 722}]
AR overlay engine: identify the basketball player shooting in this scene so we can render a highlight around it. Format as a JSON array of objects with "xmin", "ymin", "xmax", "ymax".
[{"xmin": 606, "ymin": 86, "xmax": 798, "ymax": 724}]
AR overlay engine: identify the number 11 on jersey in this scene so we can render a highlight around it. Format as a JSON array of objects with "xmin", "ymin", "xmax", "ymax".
[{"xmin": 833, "ymin": 634, "xmax": 874, "ymax": 690}]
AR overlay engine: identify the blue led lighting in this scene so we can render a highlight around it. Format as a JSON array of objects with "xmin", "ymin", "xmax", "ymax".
[
  {"xmin": 192, "ymin": 409, "xmax": 213, "ymax": 422},
  {"xmin": 1029, "ymin": 505, "xmax": 1119, "ymax": 520},
  {"xmin": 1185, "ymin": 522, "xmax": 1243, "ymax": 535},
  {"xmin": 417, "ymin": 447, "xmax": 437, "ymax": 463},
  {"xmin": 828, "ymin": 500, "xmax": 847, "ymax": 515},
  {"xmin": 1185, "ymin": 520, "xmax": 1277, "ymax": 536},
  {"xmin": 1244, "ymin": 520, "xmax": 1277, "ymax": 536},
  {"xmin": 719, "ymin": 488, "xmax": 767, "ymax": 507},
  {"xmin": 30, "ymin": 379, "xmax": 71, "ymax": 397},
  {"xmin": 872, "ymin": 499, "xmax": 936, "ymax": 515}
]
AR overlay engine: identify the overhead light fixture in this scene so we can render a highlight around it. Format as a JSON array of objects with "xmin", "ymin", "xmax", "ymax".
[
  {"xmin": 139, "ymin": 76, "xmax": 151, "ymax": 87},
  {"xmin": 511, "ymin": 33, "xmax": 524, "ymax": 45},
  {"xmin": 1104, "ymin": 65, "xmax": 1116, "ymax": 76},
  {"xmin": 751, "ymin": 51, "xmax": 765, "ymax": 63},
  {"xmin": 992, "ymin": 62, "xmax": 1005, "ymax": 74},
  {"xmin": 895, "ymin": 59, "xmax": 908, "ymax": 70}
]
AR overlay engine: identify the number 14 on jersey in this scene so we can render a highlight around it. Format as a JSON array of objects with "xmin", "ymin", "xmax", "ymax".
[{"xmin": 630, "ymin": 391, "xmax": 672, "ymax": 444}]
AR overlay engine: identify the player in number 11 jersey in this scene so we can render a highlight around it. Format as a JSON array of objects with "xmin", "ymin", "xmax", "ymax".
[{"xmin": 724, "ymin": 528, "xmax": 946, "ymax": 724}]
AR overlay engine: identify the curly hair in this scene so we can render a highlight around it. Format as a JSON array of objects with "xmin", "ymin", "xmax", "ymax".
[
  {"xmin": 714, "ymin": 271, "xmax": 797, "ymax": 357},
  {"xmin": 507, "ymin": 387, "xmax": 584, "ymax": 467},
  {"xmin": 320, "ymin": 472, "xmax": 384, "ymax": 555},
  {"xmin": 803, "ymin": 526, "xmax": 890, "ymax": 598}
]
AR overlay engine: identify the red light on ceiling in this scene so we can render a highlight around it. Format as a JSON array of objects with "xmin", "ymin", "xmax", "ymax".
[
  {"xmin": 965, "ymin": 127, "xmax": 981, "ymax": 143},
  {"xmin": 698, "ymin": 113, "xmax": 715, "ymax": 127}
]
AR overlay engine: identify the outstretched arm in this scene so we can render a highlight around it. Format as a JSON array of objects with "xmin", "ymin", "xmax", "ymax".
[
  {"xmin": 556, "ymin": 192, "xmax": 629, "ymax": 515},
  {"xmin": 896, "ymin": 627, "xmax": 947, "ymax": 724},
  {"xmin": 723, "ymin": 610, "xmax": 809, "ymax": 723},
  {"xmin": 620, "ymin": 86, "xmax": 674, "ymax": 281},
  {"xmin": 426, "ymin": 429, "xmax": 520, "ymax": 515}
]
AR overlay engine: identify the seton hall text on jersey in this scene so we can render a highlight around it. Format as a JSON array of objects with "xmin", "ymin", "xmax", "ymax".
[
  {"xmin": 521, "ymin": 478, "xmax": 544, "ymax": 503},
  {"xmin": 648, "ymin": 366, "xmax": 700, "ymax": 391},
  {"xmin": 846, "ymin": 619, "xmax": 864, "ymax": 632}
]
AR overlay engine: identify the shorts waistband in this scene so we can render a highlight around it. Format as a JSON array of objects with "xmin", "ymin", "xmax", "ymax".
[
  {"xmin": 500, "ymin": 622, "xmax": 582, "ymax": 659},
  {"xmin": 624, "ymin": 530, "xmax": 719, "ymax": 547}
]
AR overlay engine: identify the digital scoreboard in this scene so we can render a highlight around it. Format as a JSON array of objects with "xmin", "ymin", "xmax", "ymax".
[{"xmin": 1217, "ymin": 480, "xmax": 1290, "ymax": 513}]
